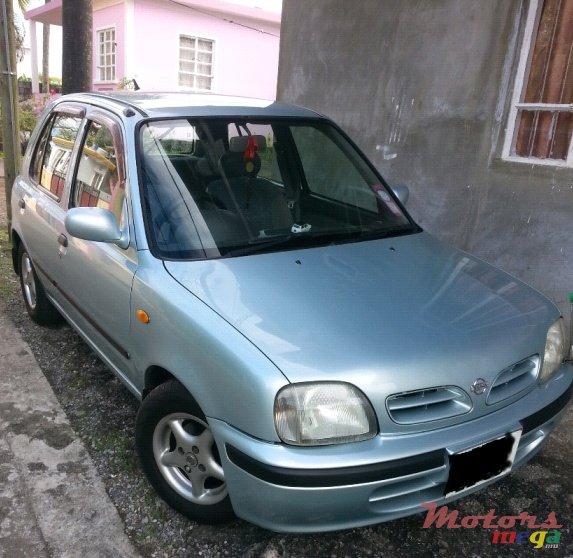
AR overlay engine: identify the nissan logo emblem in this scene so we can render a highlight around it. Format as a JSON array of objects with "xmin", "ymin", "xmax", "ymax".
[{"xmin": 471, "ymin": 378, "xmax": 488, "ymax": 395}]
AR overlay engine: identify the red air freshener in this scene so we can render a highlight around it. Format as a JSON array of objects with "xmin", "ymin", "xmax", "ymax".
[{"xmin": 244, "ymin": 136, "xmax": 258, "ymax": 161}]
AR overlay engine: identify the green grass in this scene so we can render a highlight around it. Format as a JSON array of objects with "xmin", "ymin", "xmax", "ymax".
[
  {"xmin": 0, "ymin": 229, "xmax": 17, "ymax": 298},
  {"xmin": 91, "ymin": 430, "xmax": 136, "ymax": 473}
]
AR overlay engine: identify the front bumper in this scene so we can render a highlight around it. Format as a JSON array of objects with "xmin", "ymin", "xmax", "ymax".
[{"xmin": 210, "ymin": 364, "xmax": 573, "ymax": 533}]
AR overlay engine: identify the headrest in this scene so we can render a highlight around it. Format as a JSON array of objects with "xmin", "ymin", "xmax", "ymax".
[
  {"xmin": 219, "ymin": 150, "xmax": 261, "ymax": 178},
  {"xmin": 229, "ymin": 135, "xmax": 267, "ymax": 153}
]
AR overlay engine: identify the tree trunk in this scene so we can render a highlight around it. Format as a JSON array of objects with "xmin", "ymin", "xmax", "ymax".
[
  {"xmin": 62, "ymin": 0, "xmax": 92, "ymax": 94},
  {"xmin": 0, "ymin": 0, "xmax": 21, "ymax": 233},
  {"xmin": 42, "ymin": 0, "xmax": 50, "ymax": 93}
]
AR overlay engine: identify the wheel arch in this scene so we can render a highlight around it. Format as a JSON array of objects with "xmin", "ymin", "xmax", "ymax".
[{"xmin": 143, "ymin": 365, "xmax": 178, "ymax": 399}]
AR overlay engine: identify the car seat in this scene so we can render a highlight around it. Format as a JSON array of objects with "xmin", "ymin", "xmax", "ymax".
[{"xmin": 207, "ymin": 135, "xmax": 292, "ymax": 236}]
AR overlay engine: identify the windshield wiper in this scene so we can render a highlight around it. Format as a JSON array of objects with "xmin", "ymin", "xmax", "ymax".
[
  {"xmin": 358, "ymin": 223, "xmax": 416, "ymax": 240},
  {"xmin": 223, "ymin": 230, "xmax": 316, "ymax": 257},
  {"xmin": 222, "ymin": 224, "xmax": 416, "ymax": 258}
]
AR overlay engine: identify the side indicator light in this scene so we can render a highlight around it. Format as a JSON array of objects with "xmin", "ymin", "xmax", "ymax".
[{"xmin": 136, "ymin": 309, "xmax": 150, "ymax": 324}]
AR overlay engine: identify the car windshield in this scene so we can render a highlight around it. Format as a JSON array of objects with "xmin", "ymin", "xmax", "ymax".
[{"xmin": 139, "ymin": 117, "xmax": 415, "ymax": 259}]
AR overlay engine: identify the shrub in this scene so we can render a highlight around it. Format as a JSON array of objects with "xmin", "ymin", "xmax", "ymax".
[{"xmin": 18, "ymin": 93, "xmax": 60, "ymax": 154}]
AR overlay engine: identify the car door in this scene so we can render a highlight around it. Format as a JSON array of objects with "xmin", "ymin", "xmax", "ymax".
[
  {"xmin": 14, "ymin": 104, "xmax": 85, "ymax": 301},
  {"xmin": 55, "ymin": 110, "xmax": 139, "ymax": 392}
]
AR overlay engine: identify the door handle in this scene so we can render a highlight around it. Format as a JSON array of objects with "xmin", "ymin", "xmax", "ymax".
[
  {"xmin": 18, "ymin": 199, "xmax": 25, "ymax": 209},
  {"xmin": 57, "ymin": 233, "xmax": 68, "ymax": 248}
]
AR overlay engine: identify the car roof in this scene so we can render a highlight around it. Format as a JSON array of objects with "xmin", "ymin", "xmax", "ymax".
[{"xmin": 57, "ymin": 91, "xmax": 324, "ymax": 120}]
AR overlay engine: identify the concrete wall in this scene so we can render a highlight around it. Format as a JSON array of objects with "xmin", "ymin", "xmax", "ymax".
[{"xmin": 277, "ymin": 0, "xmax": 573, "ymax": 315}]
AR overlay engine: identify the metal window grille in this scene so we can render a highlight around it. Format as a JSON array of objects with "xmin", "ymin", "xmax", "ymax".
[{"xmin": 505, "ymin": 0, "xmax": 573, "ymax": 165}]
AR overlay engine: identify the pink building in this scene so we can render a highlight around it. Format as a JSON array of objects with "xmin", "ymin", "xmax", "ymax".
[{"xmin": 25, "ymin": 0, "xmax": 281, "ymax": 99}]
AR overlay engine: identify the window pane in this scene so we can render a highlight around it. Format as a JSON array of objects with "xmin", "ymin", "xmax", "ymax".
[
  {"xmin": 195, "ymin": 76, "xmax": 211, "ymax": 90},
  {"xmin": 74, "ymin": 121, "xmax": 123, "ymax": 220},
  {"xmin": 515, "ymin": 0, "xmax": 573, "ymax": 159},
  {"xmin": 179, "ymin": 73, "xmax": 194, "ymax": 87},
  {"xmin": 228, "ymin": 124, "xmax": 282, "ymax": 183},
  {"xmin": 291, "ymin": 126, "xmax": 378, "ymax": 212},
  {"xmin": 35, "ymin": 114, "xmax": 82, "ymax": 197},
  {"xmin": 30, "ymin": 116, "xmax": 54, "ymax": 184},
  {"xmin": 179, "ymin": 48, "xmax": 193, "ymax": 61},
  {"xmin": 139, "ymin": 119, "xmax": 411, "ymax": 261},
  {"xmin": 179, "ymin": 60, "xmax": 194, "ymax": 72}
]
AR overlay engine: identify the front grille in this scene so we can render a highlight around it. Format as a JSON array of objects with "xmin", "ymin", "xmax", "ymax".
[
  {"xmin": 386, "ymin": 386, "xmax": 472, "ymax": 424},
  {"xmin": 487, "ymin": 356, "xmax": 539, "ymax": 406}
]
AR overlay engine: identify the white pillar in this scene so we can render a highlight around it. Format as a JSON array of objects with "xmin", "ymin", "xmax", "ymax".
[
  {"xmin": 124, "ymin": 0, "xmax": 135, "ymax": 81},
  {"xmin": 29, "ymin": 19, "xmax": 39, "ymax": 93}
]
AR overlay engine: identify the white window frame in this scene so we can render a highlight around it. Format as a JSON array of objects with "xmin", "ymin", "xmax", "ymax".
[
  {"xmin": 96, "ymin": 26, "xmax": 117, "ymax": 83},
  {"xmin": 178, "ymin": 35, "xmax": 215, "ymax": 92},
  {"xmin": 503, "ymin": 0, "xmax": 573, "ymax": 167}
]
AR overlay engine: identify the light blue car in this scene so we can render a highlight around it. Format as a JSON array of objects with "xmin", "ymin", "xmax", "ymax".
[{"xmin": 10, "ymin": 92, "xmax": 573, "ymax": 532}]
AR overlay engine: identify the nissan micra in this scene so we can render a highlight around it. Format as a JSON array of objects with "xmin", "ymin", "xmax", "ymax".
[{"xmin": 10, "ymin": 92, "xmax": 573, "ymax": 532}]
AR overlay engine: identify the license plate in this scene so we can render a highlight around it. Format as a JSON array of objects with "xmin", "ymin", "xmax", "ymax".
[{"xmin": 445, "ymin": 430, "xmax": 521, "ymax": 497}]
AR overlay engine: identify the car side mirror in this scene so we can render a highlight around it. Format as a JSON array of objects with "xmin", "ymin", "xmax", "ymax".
[
  {"xmin": 391, "ymin": 185, "xmax": 409, "ymax": 206},
  {"xmin": 65, "ymin": 207, "xmax": 129, "ymax": 249}
]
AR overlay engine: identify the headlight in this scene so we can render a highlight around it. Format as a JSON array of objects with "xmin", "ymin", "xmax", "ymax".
[
  {"xmin": 274, "ymin": 382, "xmax": 377, "ymax": 446},
  {"xmin": 539, "ymin": 318, "xmax": 566, "ymax": 383}
]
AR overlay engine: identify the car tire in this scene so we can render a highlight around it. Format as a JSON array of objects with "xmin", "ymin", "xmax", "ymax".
[
  {"xmin": 135, "ymin": 379, "xmax": 235, "ymax": 524},
  {"xmin": 18, "ymin": 244, "xmax": 61, "ymax": 325}
]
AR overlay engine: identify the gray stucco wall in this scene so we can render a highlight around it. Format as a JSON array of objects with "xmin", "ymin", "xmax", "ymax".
[{"xmin": 277, "ymin": 0, "xmax": 573, "ymax": 316}]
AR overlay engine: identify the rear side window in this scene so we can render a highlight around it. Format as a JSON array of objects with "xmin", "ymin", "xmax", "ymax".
[{"xmin": 30, "ymin": 113, "xmax": 83, "ymax": 198}]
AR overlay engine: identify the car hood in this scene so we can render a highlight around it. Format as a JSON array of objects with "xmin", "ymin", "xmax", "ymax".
[{"xmin": 164, "ymin": 232, "xmax": 557, "ymax": 431}]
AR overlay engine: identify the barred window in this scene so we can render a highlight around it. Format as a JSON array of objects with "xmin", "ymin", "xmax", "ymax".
[
  {"xmin": 504, "ymin": 0, "xmax": 573, "ymax": 165},
  {"xmin": 179, "ymin": 36, "xmax": 214, "ymax": 91}
]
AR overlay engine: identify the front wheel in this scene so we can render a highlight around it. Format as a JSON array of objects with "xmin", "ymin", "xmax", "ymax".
[
  {"xmin": 135, "ymin": 379, "xmax": 234, "ymax": 523},
  {"xmin": 18, "ymin": 244, "xmax": 61, "ymax": 325}
]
